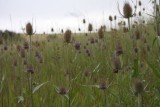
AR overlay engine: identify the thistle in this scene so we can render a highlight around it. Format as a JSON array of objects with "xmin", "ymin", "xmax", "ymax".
[
  {"xmin": 64, "ymin": 29, "xmax": 71, "ymax": 43},
  {"xmin": 118, "ymin": 1, "xmax": 136, "ymax": 30},
  {"xmin": 88, "ymin": 23, "xmax": 93, "ymax": 33},
  {"xmin": 98, "ymin": 28, "xmax": 104, "ymax": 39}
]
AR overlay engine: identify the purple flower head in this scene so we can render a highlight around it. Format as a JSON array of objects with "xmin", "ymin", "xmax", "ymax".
[{"xmin": 74, "ymin": 42, "xmax": 81, "ymax": 50}]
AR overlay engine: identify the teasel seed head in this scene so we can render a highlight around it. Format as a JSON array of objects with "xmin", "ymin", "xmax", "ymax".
[
  {"xmin": 114, "ymin": 15, "xmax": 117, "ymax": 20},
  {"xmin": 83, "ymin": 19, "xmax": 86, "ymax": 24},
  {"xmin": 88, "ymin": 23, "xmax": 93, "ymax": 32},
  {"xmin": 109, "ymin": 16, "xmax": 113, "ymax": 21},
  {"xmin": 27, "ymin": 64, "xmax": 34, "ymax": 74},
  {"xmin": 26, "ymin": 22, "xmax": 33, "ymax": 35},
  {"xmin": 134, "ymin": 79, "xmax": 144, "ymax": 95},
  {"xmin": 139, "ymin": 11, "xmax": 141, "ymax": 16},
  {"xmin": 99, "ymin": 79, "xmax": 107, "ymax": 90},
  {"xmin": 123, "ymin": 2, "xmax": 133, "ymax": 18},
  {"xmin": 112, "ymin": 53, "xmax": 121, "ymax": 73},
  {"xmin": 58, "ymin": 86, "xmax": 68, "ymax": 95},
  {"xmin": 98, "ymin": 28, "xmax": 104, "ymax": 39},
  {"xmin": 138, "ymin": 1, "xmax": 142, "ymax": 6},
  {"xmin": 64, "ymin": 29, "xmax": 72, "ymax": 43},
  {"xmin": 74, "ymin": 42, "xmax": 81, "ymax": 50}
]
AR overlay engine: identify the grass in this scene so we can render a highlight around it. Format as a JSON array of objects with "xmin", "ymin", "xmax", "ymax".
[{"xmin": 0, "ymin": 24, "xmax": 160, "ymax": 107}]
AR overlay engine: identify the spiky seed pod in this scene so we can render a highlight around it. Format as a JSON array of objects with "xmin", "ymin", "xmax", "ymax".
[
  {"xmin": 83, "ymin": 19, "xmax": 86, "ymax": 24},
  {"xmin": 74, "ymin": 42, "xmax": 81, "ymax": 50},
  {"xmin": 112, "ymin": 54, "xmax": 121, "ymax": 73},
  {"xmin": 98, "ymin": 28, "xmax": 104, "ymax": 39},
  {"xmin": 78, "ymin": 28, "xmax": 81, "ymax": 31},
  {"xmin": 114, "ymin": 16, "xmax": 117, "ymax": 20},
  {"xmin": 64, "ymin": 29, "xmax": 71, "ymax": 43},
  {"xmin": 99, "ymin": 80, "xmax": 107, "ymax": 90},
  {"xmin": 51, "ymin": 28, "xmax": 54, "ymax": 32},
  {"xmin": 58, "ymin": 86, "xmax": 67, "ymax": 95},
  {"xmin": 109, "ymin": 16, "xmax": 113, "ymax": 21},
  {"xmin": 61, "ymin": 29, "xmax": 64, "ymax": 34},
  {"xmin": 139, "ymin": 11, "xmax": 141, "ymax": 16},
  {"xmin": 135, "ymin": 28, "xmax": 140, "ymax": 40},
  {"xmin": 134, "ymin": 47, "xmax": 139, "ymax": 53},
  {"xmin": 88, "ymin": 23, "xmax": 93, "ymax": 32},
  {"xmin": 115, "ymin": 42, "xmax": 123, "ymax": 56},
  {"xmin": 138, "ymin": 1, "xmax": 142, "ymax": 6},
  {"xmin": 143, "ymin": 20, "xmax": 145, "ymax": 24},
  {"xmin": 27, "ymin": 64, "xmax": 34, "ymax": 74},
  {"xmin": 90, "ymin": 37, "xmax": 95, "ymax": 44},
  {"xmin": 84, "ymin": 69, "xmax": 91, "ymax": 77},
  {"xmin": 134, "ymin": 80, "xmax": 144, "ymax": 94},
  {"xmin": 123, "ymin": 2, "xmax": 133, "ymax": 18},
  {"xmin": 26, "ymin": 22, "xmax": 33, "ymax": 35},
  {"xmin": 143, "ymin": 8, "xmax": 145, "ymax": 11}
]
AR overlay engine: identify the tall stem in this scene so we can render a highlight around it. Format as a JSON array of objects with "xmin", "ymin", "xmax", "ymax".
[
  {"xmin": 138, "ymin": 94, "xmax": 142, "ymax": 107},
  {"xmin": 128, "ymin": 18, "xmax": 131, "ymax": 31}
]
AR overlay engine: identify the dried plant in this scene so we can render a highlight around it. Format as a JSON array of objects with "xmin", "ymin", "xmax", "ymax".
[
  {"xmin": 64, "ymin": 29, "xmax": 72, "ymax": 43},
  {"xmin": 118, "ymin": 1, "xmax": 137, "ymax": 30}
]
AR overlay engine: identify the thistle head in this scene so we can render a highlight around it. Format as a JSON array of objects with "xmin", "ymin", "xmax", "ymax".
[
  {"xmin": 98, "ymin": 28, "xmax": 104, "ymax": 39},
  {"xmin": 123, "ymin": 2, "xmax": 133, "ymax": 18},
  {"xmin": 58, "ymin": 86, "xmax": 68, "ymax": 95},
  {"xmin": 26, "ymin": 22, "xmax": 33, "ymax": 35},
  {"xmin": 134, "ymin": 79, "xmax": 144, "ymax": 95},
  {"xmin": 74, "ymin": 42, "xmax": 81, "ymax": 50},
  {"xmin": 83, "ymin": 19, "xmax": 86, "ymax": 24},
  {"xmin": 64, "ymin": 29, "xmax": 72, "ymax": 43},
  {"xmin": 27, "ymin": 64, "xmax": 34, "ymax": 74},
  {"xmin": 99, "ymin": 79, "xmax": 107, "ymax": 90},
  {"xmin": 88, "ymin": 23, "xmax": 93, "ymax": 32},
  {"xmin": 109, "ymin": 16, "xmax": 113, "ymax": 21}
]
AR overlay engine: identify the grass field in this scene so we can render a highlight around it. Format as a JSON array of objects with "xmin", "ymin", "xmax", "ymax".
[{"xmin": 0, "ymin": 24, "xmax": 160, "ymax": 107}]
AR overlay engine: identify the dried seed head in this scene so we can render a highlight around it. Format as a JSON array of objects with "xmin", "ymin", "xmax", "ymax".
[
  {"xmin": 51, "ymin": 28, "xmax": 54, "ymax": 32},
  {"xmin": 138, "ymin": 1, "xmax": 142, "ymax": 6},
  {"xmin": 134, "ymin": 80, "xmax": 144, "ymax": 94},
  {"xmin": 134, "ymin": 47, "xmax": 139, "ymax": 53},
  {"xmin": 98, "ymin": 28, "xmax": 104, "ymax": 39},
  {"xmin": 88, "ymin": 23, "xmax": 93, "ymax": 32},
  {"xmin": 83, "ymin": 19, "xmax": 86, "ymax": 24},
  {"xmin": 99, "ymin": 79, "xmax": 107, "ymax": 90},
  {"xmin": 26, "ymin": 22, "xmax": 33, "ymax": 35},
  {"xmin": 139, "ymin": 11, "xmax": 141, "ymax": 16},
  {"xmin": 16, "ymin": 45, "xmax": 22, "ymax": 52},
  {"xmin": 112, "ymin": 54, "xmax": 121, "ymax": 73},
  {"xmin": 90, "ymin": 37, "xmax": 95, "ymax": 44},
  {"xmin": 74, "ymin": 42, "xmax": 81, "ymax": 50},
  {"xmin": 109, "ymin": 16, "xmax": 113, "ymax": 21},
  {"xmin": 4, "ymin": 44, "xmax": 8, "ymax": 50},
  {"xmin": 64, "ymin": 29, "xmax": 72, "ymax": 43},
  {"xmin": 58, "ymin": 86, "xmax": 67, "ymax": 95},
  {"xmin": 114, "ymin": 15, "xmax": 117, "ymax": 20},
  {"xmin": 123, "ymin": 2, "xmax": 133, "ymax": 18},
  {"xmin": 23, "ymin": 59, "xmax": 27, "ymax": 65},
  {"xmin": 27, "ymin": 64, "xmax": 34, "ymax": 74}
]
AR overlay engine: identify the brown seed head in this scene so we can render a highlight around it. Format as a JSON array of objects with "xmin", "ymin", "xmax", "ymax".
[
  {"xmin": 88, "ymin": 23, "xmax": 93, "ymax": 32},
  {"xmin": 64, "ymin": 29, "xmax": 72, "ymax": 43},
  {"xmin": 26, "ymin": 22, "xmax": 33, "ymax": 35},
  {"xmin": 134, "ymin": 80, "xmax": 144, "ymax": 94},
  {"xmin": 109, "ymin": 16, "xmax": 113, "ymax": 21},
  {"xmin": 98, "ymin": 28, "xmax": 104, "ymax": 39},
  {"xmin": 123, "ymin": 2, "xmax": 133, "ymax": 18}
]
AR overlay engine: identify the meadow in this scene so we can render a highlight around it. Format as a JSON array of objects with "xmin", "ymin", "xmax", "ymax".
[{"xmin": 0, "ymin": 0, "xmax": 160, "ymax": 107}]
